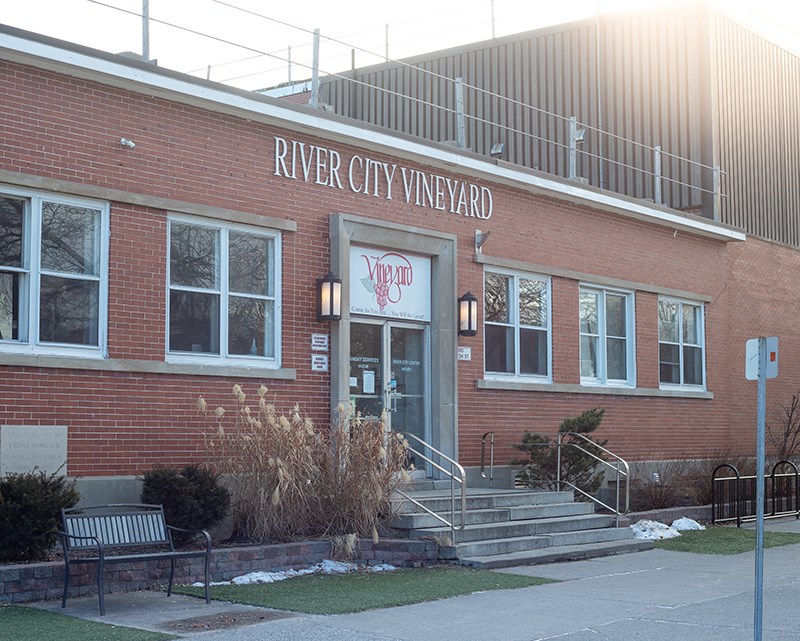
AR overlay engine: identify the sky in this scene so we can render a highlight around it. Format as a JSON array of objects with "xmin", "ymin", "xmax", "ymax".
[{"xmin": 2, "ymin": 0, "xmax": 799, "ymax": 90}]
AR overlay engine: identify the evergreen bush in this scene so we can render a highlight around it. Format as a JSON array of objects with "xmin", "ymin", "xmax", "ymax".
[
  {"xmin": 140, "ymin": 464, "xmax": 230, "ymax": 544},
  {"xmin": 514, "ymin": 408, "xmax": 608, "ymax": 497},
  {"xmin": 0, "ymin": 470, "xmax": 79, "ymax": 562}
]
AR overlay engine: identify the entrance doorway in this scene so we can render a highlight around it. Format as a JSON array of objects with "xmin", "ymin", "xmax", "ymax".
[{"xmin": 349, "ymin": 320, "xmax": 429, "ymax": 445}]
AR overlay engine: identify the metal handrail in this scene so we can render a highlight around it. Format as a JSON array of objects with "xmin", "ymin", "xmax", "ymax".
[
  {"xmin": 556, "ymin": 432, "xmax": 630, "ymax": 526},
  {"xmin": 393, "ymin": 432, "xmax": 467, "ymax": 540},
  {"xmin": 480, "ymin": 431, "xmax": 494, "ymax": 487}
]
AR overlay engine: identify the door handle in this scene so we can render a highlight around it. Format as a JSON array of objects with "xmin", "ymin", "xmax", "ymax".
[{"xmin": 387, "ymin": 380, "xmax": 398, "ymax": 412}]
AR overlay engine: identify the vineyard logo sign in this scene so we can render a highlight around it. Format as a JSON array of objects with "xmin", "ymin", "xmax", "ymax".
[{"xmin": 349, "ymin": 247, "xmax": 431, "ymax": 321}]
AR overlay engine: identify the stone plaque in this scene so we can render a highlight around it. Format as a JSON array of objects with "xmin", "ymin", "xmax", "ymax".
[{"xmin": 0, "ymin": 425, "xmax": 68, "ymax": 476}]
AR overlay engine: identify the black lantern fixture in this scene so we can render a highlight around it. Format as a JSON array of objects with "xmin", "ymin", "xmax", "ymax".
[
  {"xmin": 316, "ymin": 272, "xmax": 342, "ymax": 321},
  {"xmin": 458, "ymin": 291, "xmax": 478, "ymax": 336}
]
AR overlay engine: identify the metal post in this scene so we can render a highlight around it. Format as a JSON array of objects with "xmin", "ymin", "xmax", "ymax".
[
  {"xmin": 142, "ymin": 0, "xmax": 150, "ymax": 62},
  {"xmin": 653, "ymin": 145, "xmax": 662, "ymax": 205},
  {"xmin": 385, "ymin": 24, "xmax": 389, "ymax": 62},
  {"xmin": 288, "ymin": 46, "xmax": 292, "ymax": 84},
  {"xmin": 455, "ymin": 77, "xmax": 466, "ymax": 149},
  {"xmin": 309, "ymin": 29, "xmax": 320, "ymax": 109},
  {"xmin": 754, "ymin": 336, "xmax": 767, "ymax": 641},
  {"xmin": 713, "ymin": 165, "xmax": 721, "ymax": 221},
  {"xmin": 556, "ymin": 434, "xmax": 563, "ymax": 489},
  {"xmin": 569, "ymin": 116, "xmax": 578, "ymax": 180},
  {"xmin": 206, "ymin": 65, "xmax": 211, "ymax": 81}
]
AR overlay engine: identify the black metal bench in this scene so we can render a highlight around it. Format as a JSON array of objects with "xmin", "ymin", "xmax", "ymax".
[{"xmin": 58, "ymin": 503, "xmax": 211, "ymax": 615}]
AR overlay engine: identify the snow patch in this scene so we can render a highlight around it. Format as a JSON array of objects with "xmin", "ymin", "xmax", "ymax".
[
  {"xmin": 630, "ymin": 517, "xmax": 705, "ymax": 540},
  {"xmin": 193, "ymin": 560, "xmax": 398, "ymax": 587},
  {"xmin": 671, "ymin": 517, "xmax": 705, "ymax": 531}
]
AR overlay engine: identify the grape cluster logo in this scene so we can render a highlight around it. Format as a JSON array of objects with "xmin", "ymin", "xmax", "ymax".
[{"xmin": 359, "ymin": 252, "xmax": 414, "ymax": 312}]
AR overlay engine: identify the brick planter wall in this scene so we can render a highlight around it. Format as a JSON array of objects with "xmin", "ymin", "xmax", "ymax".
[{"xmin": 0, "ymin": 539, "xmax": 439, "ymax": 605}]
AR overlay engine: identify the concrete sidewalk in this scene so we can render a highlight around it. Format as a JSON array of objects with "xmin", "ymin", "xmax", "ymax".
[{"xmin": 28, "ymin": 517, "xmax": 800, "ymax": 641}]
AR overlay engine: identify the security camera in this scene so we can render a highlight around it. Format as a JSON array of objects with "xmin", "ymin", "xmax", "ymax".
[{"xmin": 119, "ymin": 138, "xmax": 136, "ymax": 149}]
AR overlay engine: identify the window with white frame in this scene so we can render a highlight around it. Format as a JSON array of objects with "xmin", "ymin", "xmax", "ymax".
[
  {"xmin": 579, "ymin": 286, "xmax": 635, "ymax": 385},
  {"xmin": 658, "ymin": 298, "xmax": 704, "ymax": 387},
  {"xmin": 167, "ymin": 217, "xmax": 280, "ymax": 363},
  {"xmin": 0, "ymin": 190, "xmax": 108, "ymax": 354},
  {"xmin": 484, "ymin": 270, "xmax": 549, "ymax": 378}
]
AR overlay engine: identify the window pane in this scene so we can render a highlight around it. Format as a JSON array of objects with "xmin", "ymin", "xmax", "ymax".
[
  {"xmin": 228, "ymin": 296, "xmax": 274, "ymax": 357},
  {"xmin": 485, "ymin": 324, "xmax": 514, "ymax": 373},
  {"xmin": 659, "ymin": 300, "xmax": 680, "ymax": 342},
  {"xmin": 41, "ymin": 202, "xmax": 100, "ymax": 276},
  {"xmin": 579, "ymin": 290, "xmax": 598, "ymax": 334},
  {"xmin": 519, "ymin": 278, "xmax": 546, "ymax": 327},
  {"xmin": 606, "ymin": 337, "xmax": 627, "ymax": 380},
  {"xmin": 683, "ymin": 345, "xmax": 703, "ymax": 385},
  {"xmin": 170, "ymin": 223, "xmax": 219, "ymax": 289},
  {"xmin": 485, "ymin": 273, "xmax": 509, "ymax": 323},
  {"xmin": 659, "ymin": 343, "xmax": 680, "ymax": 384},
  {"xmin": 0, "ymin": 196, "xmax": 24, "ymax": 268},
  {"xmin": 683, "ymin": 304, "xmax": 700, "ymax": 345},
  {"xmin": 580, "ymin": 335, "xmax": 598, "ymax": 378},
  {"xmin": 606, "ymin": 294, "xmax": 626, "ymax": 337},
  {"xmin": 0, "ymin": 272, "xmax": 21, "ymax": 341},
  {"xmin": 520, "ymin": 328, "xmax": 547, "ymax": 375},
  {"xmin": 169, "ymin": 290, "xmax": 220, "ymax": 353},
  {"xmin": 229, "ymin": 232, "xmax": 272, "ymax": 296},
  {"xmin": 39, "ymin": 275, "xmax": 98, "ymax": 345}
]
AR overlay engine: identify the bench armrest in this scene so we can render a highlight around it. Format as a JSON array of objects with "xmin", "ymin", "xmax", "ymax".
[
  {"xmin": 57, "ymin": 530, "xmax": 105, "ymax": 559},
  {"xmin": 165, "ymin": 525, "xmax": 212, "ymax": 551}
]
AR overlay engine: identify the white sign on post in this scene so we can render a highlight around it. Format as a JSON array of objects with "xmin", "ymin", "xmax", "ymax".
[{"xmin": 745, "ymin": 337, "xmax": 778, "ymax": 380}]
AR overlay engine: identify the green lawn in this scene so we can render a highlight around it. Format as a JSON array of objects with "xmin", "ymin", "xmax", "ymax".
[
  {"xmin": 655, "ymin": 526, "xmax": 800, "ymax": 554},
  {"xmin": 176, "ymin": 566, "xmax": 556, "ymax": 614},
  {"xmin": 0, "ymin": 606, "xmax": 175, "ymax": 641}
]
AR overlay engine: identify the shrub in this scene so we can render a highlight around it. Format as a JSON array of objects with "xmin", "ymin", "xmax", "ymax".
[
  {"xmin": 140, "ymin": 464, "xmax": 230, "ymax": 545},
  {"xmin": 767, "ymin": 391, "xmax": 800, "ymax": 461},
  {"xmin": 0, "ymin": 470, "xmax": 79, "ymax": 562},
  {"xmin": 514, "ymin": 409, "xmax": 608, "ymax": 498},
  {"xmin": 200, "ymin": 385, "xmax": 407, "ymax": 543},
  {"xmin": 687, "ymin": 451, "xmax": 756, "ymax": 506},
  {"xmin": 629, "ymin": 459, "xmax": 695, "ymax": 512}
]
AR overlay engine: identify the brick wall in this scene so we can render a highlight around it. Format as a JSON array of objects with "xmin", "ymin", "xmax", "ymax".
[
  {"xmin": 0, "ymin": 57, "xmax": 798, "ymax": 480},
  {"xmin": 0, "ymin": 539, "xmax": 439, "ymax": 605}
]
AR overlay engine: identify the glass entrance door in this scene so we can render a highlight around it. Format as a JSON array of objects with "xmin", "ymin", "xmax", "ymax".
[{"xmin": 349, "ymin": 320, "xmax": 429, "ymax": 444}]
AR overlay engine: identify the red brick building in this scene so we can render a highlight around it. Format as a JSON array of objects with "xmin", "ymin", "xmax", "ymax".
[{"xmin": 0, "ymin": 24, "xmax": 795, "ymax": 502}]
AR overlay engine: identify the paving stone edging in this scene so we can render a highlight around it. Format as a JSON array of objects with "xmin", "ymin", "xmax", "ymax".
[{"xmin": 0, "ymin": 538, "xmax": 439, "ymax": 605}]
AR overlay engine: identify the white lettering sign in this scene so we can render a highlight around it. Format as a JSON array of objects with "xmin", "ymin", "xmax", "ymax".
[
  {"xmin": 273, "ymin": 136, "xmax": 493, "ymax": 219},
  {"xmin": 0, "ymin": 425, "xmax": 68, "ymax": 476},
  {"xmin": 350, "ymin": 246, "xmax": 431, "ymax": 321}
]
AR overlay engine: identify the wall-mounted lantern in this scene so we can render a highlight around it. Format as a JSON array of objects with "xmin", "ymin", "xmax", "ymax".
[
  {"xmin": 458, "ymin": 291, "xmax": 478, "ymax": 336},
  {"xmin": 316, "ymin": 272, "xmax": 342, "ymax": 321}
]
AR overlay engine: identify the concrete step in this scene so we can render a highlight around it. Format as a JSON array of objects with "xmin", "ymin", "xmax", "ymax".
[
  {"xmin": 441, "ymin": 534, "xmax": 553, "ymax": 558},
  {"xmin": 543, "ymin": 525, "xmax": 634, "ymax": 547},
  {"xmin": 409, "ymin": 514, "xmax": 617, "ymax": 542},
  {"xmin": 459, "ymin": 538, "xmax": 654, "ymax": 569},
  {"xmin": 388, "ymin": 507, "xmax": 511, "ymax": 530},
  {"xmin": 389, "ymin": 502, "xmax": 595, "ymax": 530},
  {"xmin": 393, "ymin": 489, "xmax": 574, "ymax": 514}
]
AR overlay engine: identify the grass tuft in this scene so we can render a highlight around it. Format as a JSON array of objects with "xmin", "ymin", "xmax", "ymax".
[
  {"xmin": 176, "ymin": 567, "xmax": 556, "ymax": 614},
  {"xmin": 655, "ymin": 525, "xmax": 800, "ymax": 554},
  {"xmin": 0, "ymin": 605, "xmax": 175, "ymax": 641}
]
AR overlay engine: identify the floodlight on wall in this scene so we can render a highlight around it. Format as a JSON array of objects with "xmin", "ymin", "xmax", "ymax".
[
  {"xmin": 458, "ymin": 291, "xmax": 478, "ymax": 337},
  {"xmin": 490, "ymin": 142, "xmax": 505, "ymax": 158},
  {"xmin": 119, "ymin": 138, "xmax": 136, "ymax": 149},
  {"xmin": 316, "ymin": 272, "xmax": 342, "ymax": 321}
]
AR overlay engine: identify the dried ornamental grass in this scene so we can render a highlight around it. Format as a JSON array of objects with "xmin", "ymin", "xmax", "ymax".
[{"xmin": 200, "ymin": 388, "xmax": 408, "ymax": 543}]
